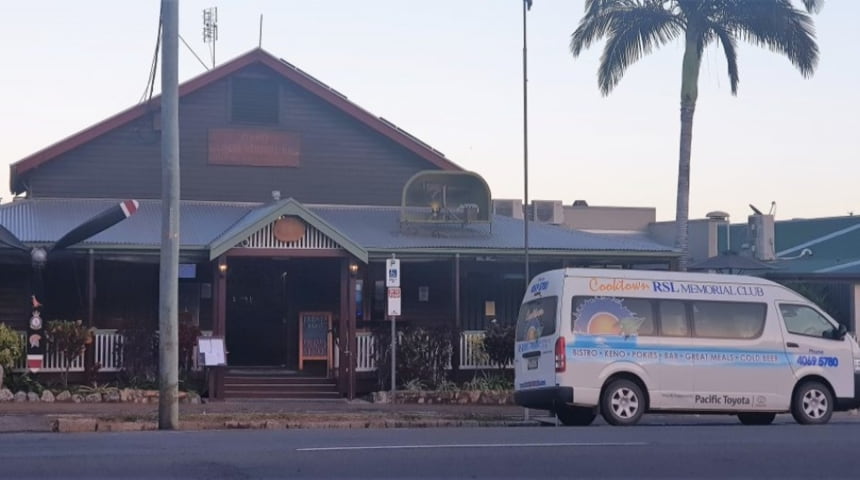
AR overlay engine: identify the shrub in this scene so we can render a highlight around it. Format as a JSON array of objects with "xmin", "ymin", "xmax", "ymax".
[
  {"xmin": 0, "ymin": 323, "xmax": 23, "ymax": 390},
  {"xmin": 47, "ymin": 320, "xmax": 93, "ymax": 388},
  {"xmin": 116, "ymin": 326, "xmax": 158, "ymax": 383},
  {"xmin": 372, "ymin": 324, "xmax": 453, "ymax": 390},
  {"xmin": 482, "ymin": 321, "xmax": 515, "ymax": 369},
  {"xmin": 178, "ymin": 322, "xmax": 202, "ymax": 373}
]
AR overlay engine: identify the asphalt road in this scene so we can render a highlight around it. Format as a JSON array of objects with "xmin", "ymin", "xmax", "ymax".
[{"xmin": 2, "ymin": 416, "xmax": 859, "ymax": 479}]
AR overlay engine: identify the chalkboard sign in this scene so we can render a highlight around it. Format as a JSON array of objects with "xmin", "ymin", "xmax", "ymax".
[{"xmin": 299, "ymin": 312, "xmax": 331, "ymax": 369}]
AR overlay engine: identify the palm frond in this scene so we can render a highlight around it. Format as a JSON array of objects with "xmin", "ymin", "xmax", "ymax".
[
  {"xmin": 723, "ymin": 0, "xmax": 818, "ymax": 78},
  {"xmin": 594, "ymin": 4, "xmax": 683, "ymax": 95},
  {"xmin": 801, "ymin": 0, "xmax": 824, "ymax": 14},
  {"xmin": 709, "ymin": 24, "xmax": 740, "ymax": 95}
]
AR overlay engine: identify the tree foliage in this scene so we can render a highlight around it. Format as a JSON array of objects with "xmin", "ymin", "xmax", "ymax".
[
  {"xmin": 569, "ymin": 0, "xmax": 821, "ymax": 268},
  {"xmin": 47, "ymin": 319, "xmax": 93, "ymax": 388}
]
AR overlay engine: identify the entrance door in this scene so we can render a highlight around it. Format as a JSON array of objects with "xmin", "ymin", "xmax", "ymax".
[{"xmin": 226, "ymin": 261, "xmax": 288, "ymax": 366}]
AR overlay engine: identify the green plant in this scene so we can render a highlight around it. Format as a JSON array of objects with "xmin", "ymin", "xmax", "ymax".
[
  {"xmin": 47, "ymin": 320, "xmax": 93, "ymax": 388},
  {"xmin": 117, "ymin": 326, "xmax": 158, "ymax": 383},
  {"xmin": 372, "ymin": 324, "xmax": 453, "ymax": 390},
  {"xmin": 0, "ymin": 323, "xmax": 23, "ymax": 390},
  {"xmin": 4, "ymin": 372, "xmax": 45, "ymax": 395},
  {"xmin": 403, "ymin": 378, "xmax": 426, "ymax": 392},
  {"xmin": 483, "ymin": 321, "xmax": 515, "ymax": 369},
  {"xmin": 178, "ymin": 322, "xmax": 202, "ymax": 373},
  {"xmin": 464, "ymin": 371, "xmax": 513, "ymax": 392}
]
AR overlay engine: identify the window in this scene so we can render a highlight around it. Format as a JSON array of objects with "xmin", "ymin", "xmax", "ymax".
[
  {"xmin": 570, "ymin": 297, "xmax": 655, "ymax": 336},
  {"xmin": 516, "ymin": 296, "xmax": 558, "ymax": 341},
  {"xmin": 780, "ymin": 304, "xmax": 836, "ymax": 338},
  {"xmin": 658, "ymin": 300, "xmax": 689, "ymax": 337},
  {"xmin": 231, "ymin": 77, "xmax": 279, "ymax": 124},
  {"xmin": 691, "ymin": 301, "xmax": 766, "ymax": 339}
]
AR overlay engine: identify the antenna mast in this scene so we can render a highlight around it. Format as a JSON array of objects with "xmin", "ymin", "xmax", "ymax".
[{"xmin": 203, "ymin": 6, "xmax": 218, "ymax": 68}]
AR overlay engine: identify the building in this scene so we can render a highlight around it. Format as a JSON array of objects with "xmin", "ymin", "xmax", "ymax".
[{"xmin": 0, "ymin": 48, "xmax": 678, "ymax": 397}]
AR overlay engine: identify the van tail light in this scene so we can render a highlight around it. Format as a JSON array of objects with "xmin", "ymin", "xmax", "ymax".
[{"xmin": 555, "ymin": 337, "xmax": 566, "ymax": 372}]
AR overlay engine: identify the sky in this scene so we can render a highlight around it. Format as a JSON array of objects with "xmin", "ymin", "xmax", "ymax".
[{"xmin": 1, "ymin": 1, "xmax": 857, "ymax": 223}]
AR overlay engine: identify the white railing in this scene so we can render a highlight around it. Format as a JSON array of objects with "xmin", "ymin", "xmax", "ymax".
[
  {"xmin": 351, "ymin": 330, "xmax": 507, "ymax": 372},
  {"xmin": 13, "ymin": 329, "xmax": 123, "ymax": 373},
  {"xmin": 356, "ymin": 331, "xmax": 375, "ymax": 372},
  {"xmin": 459, "ymin": 330, "xmax": 492, "ymax": 370}
]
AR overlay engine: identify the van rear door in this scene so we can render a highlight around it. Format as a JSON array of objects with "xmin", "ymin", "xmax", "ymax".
[{"xmin": 514, "ymin": 296, "xmax": 559, "ymax": 391}]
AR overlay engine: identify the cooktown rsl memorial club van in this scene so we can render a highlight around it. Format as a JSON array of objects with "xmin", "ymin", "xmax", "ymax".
[{"xmin": 513, "ymin": 269, "xmax": 860, "ymax": 426}]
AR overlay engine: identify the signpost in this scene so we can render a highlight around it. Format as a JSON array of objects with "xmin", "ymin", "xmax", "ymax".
[{"xmin": 386, "ymin": 255, "xmax": 400, "ymax": 397}]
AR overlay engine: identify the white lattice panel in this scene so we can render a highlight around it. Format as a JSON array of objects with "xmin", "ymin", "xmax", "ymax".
[{"xmin": 240, "ymin": 217, "xmax": 339, "ymax": 249}]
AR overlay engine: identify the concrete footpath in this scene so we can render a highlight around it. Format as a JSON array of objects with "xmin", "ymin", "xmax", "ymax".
[
  {"xmin": 0, "ymin": 399, "xmax": 537, "ymax": 433},
  {"xmin": 3, "ymin": 401, "xmax": 858, "ymax": 433}
]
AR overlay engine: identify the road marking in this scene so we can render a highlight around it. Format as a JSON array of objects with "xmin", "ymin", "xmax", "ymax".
[{"xmin": 297, "ymin": 442, "xmax": 648, "ymax": 452}]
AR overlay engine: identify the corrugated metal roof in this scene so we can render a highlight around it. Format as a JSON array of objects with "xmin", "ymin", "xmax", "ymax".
[
  {"xmin": 0, "ymin": 198, "xmax": 250, "ymax": 249},
  {"xmin": 0, "ymin": 199, "xmax": 677, "ymax": 256},
  {"xmin": 312, "ymin": 205, "xmax": 675, "ymax": 253}
]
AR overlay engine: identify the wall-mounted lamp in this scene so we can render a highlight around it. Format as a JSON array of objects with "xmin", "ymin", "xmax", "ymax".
[
  {"xmin": 218, "ymin": 263, "xmax": 228, "ymax": 276},
  {"xmin": 349, "ymin": 261, "xmax": 359, "ymax": 276}
]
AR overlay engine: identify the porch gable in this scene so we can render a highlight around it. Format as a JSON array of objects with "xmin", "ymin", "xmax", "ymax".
[{"xmin": 208, "ymin": 198, "xmax": 368, "ymax": 262}]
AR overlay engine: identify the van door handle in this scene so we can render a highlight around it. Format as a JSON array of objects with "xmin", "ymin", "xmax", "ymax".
[
  {"xmin": 522, "ymin": 351, "xmax": 541, "ymax": 358},
  {"xmin": 786, "ymin": 342, "xmax": 799, "ymax": 348}
]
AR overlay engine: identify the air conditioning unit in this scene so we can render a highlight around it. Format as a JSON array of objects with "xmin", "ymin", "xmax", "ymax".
[
  {"xmin": 492, "ymin": 199, "xmax": 523, "ymax": 219},
  {"xmin": 533, "ymin": 200, "xmax": 564, "ymax": 224}
]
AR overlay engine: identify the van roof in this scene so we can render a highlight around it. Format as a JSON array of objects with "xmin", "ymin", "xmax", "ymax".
[{"xmin": 560, "ymin": 268, "xmax": 776, "ymax": 286}]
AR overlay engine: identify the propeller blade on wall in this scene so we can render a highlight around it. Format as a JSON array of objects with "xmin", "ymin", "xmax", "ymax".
[
  {"xmin": 51, "ymin": 200, "xmax": 140, "ymax": 252},
  {"xmin": 0, "ymin": 224, "xmax": 30, "ymax": 252}
]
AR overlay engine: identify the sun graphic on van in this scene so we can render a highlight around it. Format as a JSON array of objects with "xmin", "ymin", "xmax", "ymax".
[{"xmin": 573, "ymin": 298, "xmax": 642, "ymax": 337}]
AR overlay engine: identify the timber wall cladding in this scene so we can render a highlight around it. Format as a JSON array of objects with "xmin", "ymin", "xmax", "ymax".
[{"xmin": 23, "ymin": 64, "xmax": 443, "ymax": 205}]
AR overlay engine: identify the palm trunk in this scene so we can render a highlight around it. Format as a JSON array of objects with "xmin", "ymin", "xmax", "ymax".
[{"xmin": 675, "ymin": 30, "xmax": 702, "ymax": 271}]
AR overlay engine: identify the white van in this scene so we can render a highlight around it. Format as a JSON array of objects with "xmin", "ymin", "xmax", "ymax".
[{"xmin": 514, "ymin": 268, "xmax": 860, "ymax": 426}]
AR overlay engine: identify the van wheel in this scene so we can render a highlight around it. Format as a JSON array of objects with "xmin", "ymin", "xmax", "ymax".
[
  {"xmin": 556, "ymin": 406, "xmax": 596, "ymax": 426},
  {"xmin": 791, "ymin": 381, "xmax": 833, "ymax": 425},
  {"xmin": 600, "ymin": 379, "xmax": 645, "ymax": 426},
  {"xmin": 737, "ymin": 412, "xmax": 776, "ymax": 425}
]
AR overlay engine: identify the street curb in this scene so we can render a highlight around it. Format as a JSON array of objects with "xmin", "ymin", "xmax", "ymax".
[{"xmin": 46, "ymin": 417, "xmax": 538, "ymax": 433}]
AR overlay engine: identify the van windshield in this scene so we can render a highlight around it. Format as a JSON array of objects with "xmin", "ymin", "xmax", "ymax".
[{"xmin": 515, "ymin": 296, "xmax": 558, "ymax": 341}]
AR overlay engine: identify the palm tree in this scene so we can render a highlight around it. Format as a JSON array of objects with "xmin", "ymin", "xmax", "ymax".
[{"xmin": 570, "ymin": 0, "xmax": 821, "ymax": 270}]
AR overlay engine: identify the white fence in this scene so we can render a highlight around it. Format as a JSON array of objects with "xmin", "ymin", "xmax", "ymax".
[
  {"xmin": 13, "ymin": 329, "xmax": 124, "ymax": 373},
  {"xmin": 352, "ymin": 330, "xmax": 506, "ymax": 372}
]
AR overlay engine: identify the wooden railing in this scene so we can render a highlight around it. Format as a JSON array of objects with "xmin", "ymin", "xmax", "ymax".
[{"xmin": 13, "ymin": 329, "xmax": 123, "ymax": 373}]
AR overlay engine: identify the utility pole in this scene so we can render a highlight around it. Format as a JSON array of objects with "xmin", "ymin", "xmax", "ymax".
[
  {"xmin": 159, "ymin": 0, "xmax": 180, "ymax": 430},
  {"xmin": 522, "ymin": 0, "xmax": 531, "ymax": 287}
]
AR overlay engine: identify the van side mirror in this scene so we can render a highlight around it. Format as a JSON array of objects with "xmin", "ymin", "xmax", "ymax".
[{"xmin": 832, "ymin": 324, "xmax": 848, "ymax": 340}]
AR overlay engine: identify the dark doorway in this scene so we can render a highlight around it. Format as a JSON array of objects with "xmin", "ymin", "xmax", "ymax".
[{"xmin": 225, "ymin": 257, "xmax": 341, "ymax": 370}]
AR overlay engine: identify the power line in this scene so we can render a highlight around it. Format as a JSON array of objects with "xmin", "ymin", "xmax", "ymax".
[
  {"xmin": 139, "ymin": 10, "xmax": 163, "ymax": 104},
  {"xmin": 179, "ymin": 34, "xmax": 210, "ymax": 71}
]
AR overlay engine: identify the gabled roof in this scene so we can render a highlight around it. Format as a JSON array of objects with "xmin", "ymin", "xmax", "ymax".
[
  {"xmin": 10, "ymin": 48, "xmax": 461, "ymax": 193},
  {"xmin": 208, "ymin": 198, "xmax": 368, "ymax": 262}
]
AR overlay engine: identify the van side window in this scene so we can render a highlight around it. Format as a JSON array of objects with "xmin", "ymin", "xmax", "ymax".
[
  {"xmin": 658, "ymin": 301, "xmax": 689, "ymax": 337},
  {"xmin": 691, "ymin": 301, "xmax": 766, "ymax": 339},
  {"xmin": 570, "ymin": 297, "xmax": 654, "ymax": 336},
  {"xmin": 779, "ymin": 304, "xmax": 835, "ymax": 338}
]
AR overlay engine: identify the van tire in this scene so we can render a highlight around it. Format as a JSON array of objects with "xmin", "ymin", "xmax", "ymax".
[
  {"xmin": 556, "ymin": 406, "xmax": 596, "ymax": 426},
  {"xmin": 737, "ymin": 412, "xmax": 776, "ymax": 425},
  {"xmin": 791, "ymin": 381, "xmax": 833, "ymax": 425},
  {"xmin": 600, "ymin": 379, "xmax": 645, "ymax": 426}
]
